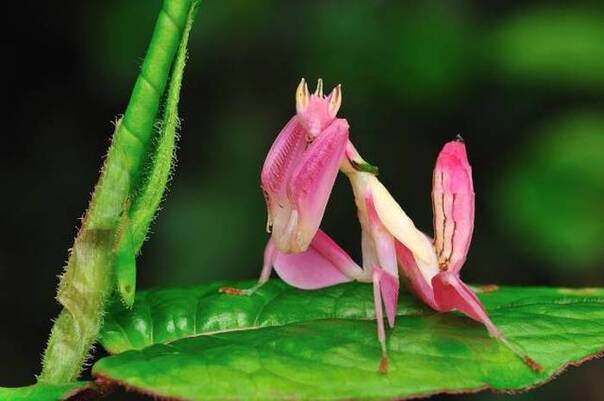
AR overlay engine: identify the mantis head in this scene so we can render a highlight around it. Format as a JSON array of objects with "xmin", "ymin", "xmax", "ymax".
[{"xmin": 295, "ymin": 78, "xmax": 342, "ymax": 139}]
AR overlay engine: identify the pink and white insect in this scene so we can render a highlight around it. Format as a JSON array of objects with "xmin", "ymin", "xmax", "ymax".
[
  {"xmin": 221, "ymin": 79, "xmax": 358, "ymax": 296},
  {"xmin": 221, "ymin": 79, "xmax": 541, "ymax": 374}
]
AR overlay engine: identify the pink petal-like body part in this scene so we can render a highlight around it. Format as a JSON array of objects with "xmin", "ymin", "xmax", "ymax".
[
  {"xmin": 260, "ymin": 116, "xmax": 348, "ymax": 254},
  {"xmin": 397, "ymin": 140, "xmax": 500, "ymax": 337},
  {"xmin": 397, "ymin": 236, "xmax": 500, "ymax": 337},
  {"xmin": 395, "ymin": 241, "xmax": 439, "ymax": 310},
  {"xmin": 261, "ymin": 116, "xmax": 308, "ymax": 251},
  {"xmin": 272, "ymin": 229, "xmax": 361, "ymax": 289},
  {"xmin": 287, "ymin": 119, "xmax": 349, "ymax": 252},
  {"xmin": 432, "ymin": 140, "xmax": 474, "ymax": 273},
  {"xmin": 432, "ymin": 271, "xmax": 500, "ymax": 337}
]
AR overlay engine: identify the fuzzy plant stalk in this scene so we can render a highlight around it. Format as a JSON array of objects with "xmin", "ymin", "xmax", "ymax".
[
  {"xmin": 114, "ymin": 0, "xmax": 197, "ymax": 307},
  {"xmin": 39, "ymin": 0, "xmax": 201, "ymax": 384}
]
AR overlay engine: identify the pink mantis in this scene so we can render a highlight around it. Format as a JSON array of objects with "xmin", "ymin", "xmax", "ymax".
[{"xmin": 221, "ymin": 79, "xmax": 541, "ymax": 374}]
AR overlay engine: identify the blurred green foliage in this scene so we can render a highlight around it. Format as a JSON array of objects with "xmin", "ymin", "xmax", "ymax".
[
  {"xmin": 491, "ymin": 7, "xmax": 604, "ymax": 87},
  {"xmin": 76, "ymin": 0, "xmax": 604, "ymax": 298},
  {"xmin": 300, "ymin": 2, "xmax": 474, "ymax": 106},
  {"xmin": 496, "ymin": 113, "xmax": 604, "ymax": 274}
]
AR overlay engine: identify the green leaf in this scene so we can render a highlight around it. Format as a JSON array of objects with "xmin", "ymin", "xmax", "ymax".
[
  {"xmin": 96, "ymin": 281, "xmax": 604, "ymax": 400},
  {"xmin": 0, "ymin": 382, "xmax": 91, "ymax": 401}
]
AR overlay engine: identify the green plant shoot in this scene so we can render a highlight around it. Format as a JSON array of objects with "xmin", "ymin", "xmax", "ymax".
[
  {"xmin": 115, "ymin": 0, "xmax": 198, "ymax": 307},
  {"xmin": 39, "ymin": 0, "xmax": 201, "ymax": 384}
]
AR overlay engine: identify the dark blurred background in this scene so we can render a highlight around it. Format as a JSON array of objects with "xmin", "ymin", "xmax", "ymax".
[{"xmin": 1, "ymin": 1, "xmax": 603, "ymax": 400}]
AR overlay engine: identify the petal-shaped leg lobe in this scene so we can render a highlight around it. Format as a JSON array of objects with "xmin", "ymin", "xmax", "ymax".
[
  {"xmin": 432, "ymin": 271, "xmax": 544, "ymax": 372},
  {"xmin": 431, "ymin": 271, "xmax": 499, "ymax": 337},
  {"xmin": 273, "ymin": 250, "xmax": 353, "ymax": 289},
  {"xmin": 310, "ymin": 229, "xmax": 367, "ymax": 281},
  {"xmin": 287, "ymin": 119, "xmax": 349, "ymax": 252},
  {"xmin": 273, "ymin": 230, "xmax": 356, "ymax": 290},
  {"xmin": 223, "ymin": 232, "xmax": 363, "ymax": 295},
  {"xmin": 395, "ymin": 241, "xmax": 439, "ymax": 310}
]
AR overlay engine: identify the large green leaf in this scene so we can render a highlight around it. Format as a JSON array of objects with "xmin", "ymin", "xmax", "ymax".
[
  {"xmin": 0, "ymin": 382, "xmax": 90, "ymax": 401},
  {"xmin": 95, "ymin": 281, "xmax": 604, "ymax": 400}
]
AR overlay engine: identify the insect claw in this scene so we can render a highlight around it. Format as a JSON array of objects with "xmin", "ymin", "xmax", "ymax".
[
  {"xmin": 219, "ymin": 287, "xmax": 248, "ymax": 296},
  {"xmin": 523, "ymin": 356, "xmax": 544, "ymax": 373},
  {"xmin": 497, "ymin": 333, "xmax": 544, "ymax": 373},
  {"xmin": 378, "ymin": 354, "xmax": 389, "ymax": 374}
]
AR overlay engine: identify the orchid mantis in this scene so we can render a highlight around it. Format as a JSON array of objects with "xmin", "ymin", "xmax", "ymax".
[
  {"xmin": 221, "ymin": 79, "xmax": 541, "ymax": 374},
  {"xmin": 221, "ymin": 79, "xmax": 362, "ymax": 296}
]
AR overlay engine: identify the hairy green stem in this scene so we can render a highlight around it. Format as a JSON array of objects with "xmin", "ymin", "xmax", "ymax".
[
  {"xmin": 116, "ymin": 2, "xmax": 198, "ymax": 306},
  {"xmin": 39, "ymin": 0, "xmax": 200, "ymax": 383}
]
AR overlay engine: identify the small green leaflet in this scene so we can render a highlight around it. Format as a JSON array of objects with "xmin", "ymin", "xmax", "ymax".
[{"xmin": 96, "ymin": 280, "xmax": 604, "ymax": 400}]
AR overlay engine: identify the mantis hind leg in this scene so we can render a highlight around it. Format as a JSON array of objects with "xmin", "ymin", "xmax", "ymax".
[
  {"xmin": 432, "ymin": 271, "xmax": 543, "ymax": 373},
  {"xmin": 372, "ymin": 269, "xmax": 389, "ymax": 374}
]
